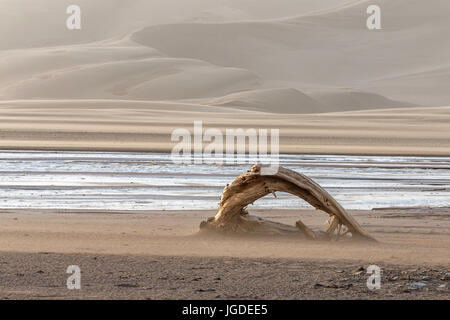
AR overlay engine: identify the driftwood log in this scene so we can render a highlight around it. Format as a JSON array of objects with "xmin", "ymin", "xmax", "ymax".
[{"xmin": 200, "ymin": 164, "xmax": 376, "ymax": 241}]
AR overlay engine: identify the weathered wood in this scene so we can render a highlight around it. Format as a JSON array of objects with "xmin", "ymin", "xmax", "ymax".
[{"xmin": 200, "ymin": 164, "xmax": 376, "ymax": 241}]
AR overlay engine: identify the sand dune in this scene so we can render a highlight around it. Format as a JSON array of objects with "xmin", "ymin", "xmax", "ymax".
[
  {"xmin": 210, "ymin": 88, "xmax": 415, "ymax": 113},
  {"xmin": 308, "ymin": 90, "xmax": 417, "ymax": 111},
  {"xmin": 0, "ymin": 0, "xmax": 354, "ymax": 50},
  {"xmin": 1, "ymin": 0, "xmax": 449, "ymax": 111},
  {"xmin": 209, "ymin": 88, "xmax": 327, "ymax": 113},
  {"xmin": 0, "ymin": 0, "xmax": 449, "ymax": 154},
  {"xmin": 0, "ymin": 37, "xmax": 261, "ymax": 100},
  {"xmin": 1, "ymin": 57, "xmax": 260, "ymax": 101},
  {"xmin": 132, "ymin": 0, "xmax": 450, "ymax": 107}
]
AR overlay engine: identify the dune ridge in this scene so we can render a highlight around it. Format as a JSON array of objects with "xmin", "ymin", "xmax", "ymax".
[
  {"xmin": 0, "ymin": 0, "xmax": 449, "ymax": 154},
  {"xmin": 1, "ymin": 0, "xmax": 449, "ymax": 110}
]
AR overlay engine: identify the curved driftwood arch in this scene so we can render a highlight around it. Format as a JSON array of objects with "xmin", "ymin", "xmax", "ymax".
[{"xmin": 200, "ymin": 164, "xmax": 375, "ymax": 241}]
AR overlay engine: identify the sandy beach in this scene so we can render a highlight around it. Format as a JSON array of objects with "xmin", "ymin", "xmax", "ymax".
[{"xmin": 0, "ymin": 208, "xmax": 448, "ymax": 299}]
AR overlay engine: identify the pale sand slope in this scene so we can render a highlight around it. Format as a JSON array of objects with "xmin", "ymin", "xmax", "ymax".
[
  {"xmin": 1, "ymin": 0, "xmax": 449, "ymax": 112},
  {"xmin": 0, "ymin": 35, "xmax": 412, "ymax": 112},
  {"xmin": 0, "ymin": 0, "xmax": 349, "ymax": 50},
  {"xmin": 209, "ymin": 88, "xmax": 414, "ymax": 113},
  {"xmin": 131, "ymin": 0, "xmax": 450, "ymax": 107},
  {"xmin": 0, "ymin": 208, "xmax": 448, "ymax": 299},
  {"xmin": 0, "ymin": 39, "xmax": 261, "ymax": 101},
  {"xmin": 0, "ymin": 100, "xmax": 449, "ymax": 155}
]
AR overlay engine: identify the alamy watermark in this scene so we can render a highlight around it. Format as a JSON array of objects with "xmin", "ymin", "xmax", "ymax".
[
  {"xmin": 66, "ymin": 265, "xmax": 81, "ymax": 290},
  {"xmin": 66, "ymin": 5, "xmax": 81, "ymax": 30},
  {"xmin": 65, "ymin": 4, "xmax": 381, "ymax": 31},
  {"xmin": 171, "ymin": 121, "xmax": 280, "ymax": 174},
  {"xmin": 367, "ymin": 5, "xmax": 382, "ymax": 30},
  {"xmin": 366, "ymin": 265, "xmax": 382, "ymax": 290}
]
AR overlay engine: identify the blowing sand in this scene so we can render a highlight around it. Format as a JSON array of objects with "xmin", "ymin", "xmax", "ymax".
[
  {"xmin": 1, "ymin": 0, "xmax": 450, "ymax": 155},
  {"xmin": 1, "ymin": 0, "xmax": 449, "ymax": 300},
  {"xmin": 1, "ymin": 100, "xmax": 450, "ymax": 156},
  {"xmin": 0, "ymin": 208, "xmax": 448, "ymax": 299}
]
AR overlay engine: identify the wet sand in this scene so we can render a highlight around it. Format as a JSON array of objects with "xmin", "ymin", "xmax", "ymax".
[
  {"xmin": 0, "ymin": 208, "xmax": 448, "ymax": 299},
  {"xmin": 1, "ymin": 151, "xmax": 449, "ymax": 211}
]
